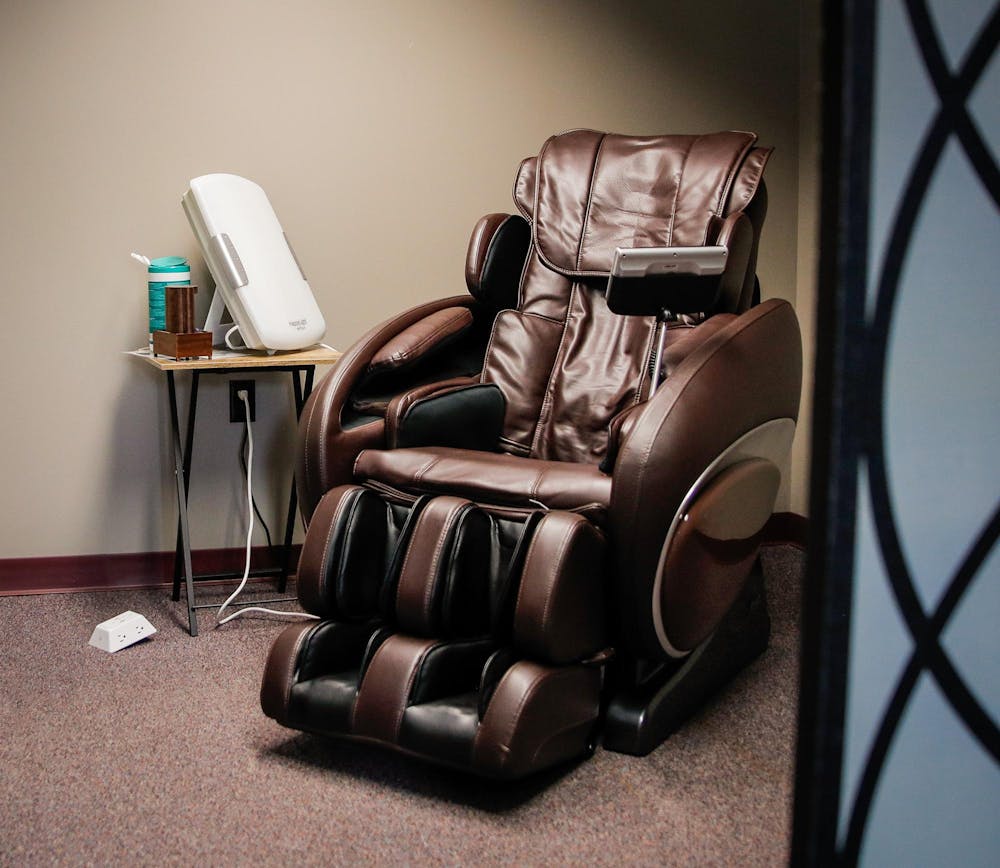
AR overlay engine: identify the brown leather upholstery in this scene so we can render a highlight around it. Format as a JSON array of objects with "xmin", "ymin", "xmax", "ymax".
[
  {"xmin": 512, "ymin": 512, "xmax": 607, "ymax": 664},
  {"xmin": 368, "ymin": 307, "xmax": 473, "ymax": 374},
  {"xmin": 394, "ymin": 496, "xmax": 473, "ymax": 635},
  {"xmin": 295, "ymin": 132, "xmax": 775, "ymax": 512},
  {"xmin": 265, "ymin": 129, "xmax": 800, "ymax": 780},
  {"xmin": 479, "ymin": 130, "xmax": 772, "ymax": 465},
  {"xmin": 354, "ymin": 446, "xmax": 613, "ymax": 516},
  {"xmin": 260, "ymin": 621, "xmax": 316, "ymax": 725},
  {"xmin": 531, "ymin": 130, "xmax": 760, "ymax": 275},
  {"xmin": 472, "ymin": 661, "xmax": 602, "ymax": 780},
  {"xmin": 352, "ymin": 634, "xmax": 441, "ymax": 743}
]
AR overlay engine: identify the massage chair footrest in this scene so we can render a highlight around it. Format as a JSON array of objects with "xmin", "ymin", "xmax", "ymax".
[
  {"xmin": 271, "ymin": 626, "xmax": 604, "ymax": 779},
  {"xmin": 263, "ymin": 487, "xmax": 609, "ymax": 778}
]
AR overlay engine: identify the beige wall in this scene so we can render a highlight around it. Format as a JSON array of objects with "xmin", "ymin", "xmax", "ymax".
[{"xmin": 0, "ymin": 0, "xmax": 812, "ymax": 561}]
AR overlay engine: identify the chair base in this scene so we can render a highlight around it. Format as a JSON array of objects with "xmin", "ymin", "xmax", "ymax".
[{"xmin": 602, "ymin": 559, "xmax": 771, "ymax": 756}]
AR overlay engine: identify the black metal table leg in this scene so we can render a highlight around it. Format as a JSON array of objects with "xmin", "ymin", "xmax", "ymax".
[
  {"xmin": 167, "ymin": 371, "xmax": 199, "ymax": 636},
  {"xmin": 158, "ymin": 360, "xmax": 329, "ymax": 633},
  {"xmin": 171, "ymin": 371, "xmax": 199, "ymax": 602},
  {"xmin": 277, "ymin": 366, "xmax": 315, "ymax": 593}
]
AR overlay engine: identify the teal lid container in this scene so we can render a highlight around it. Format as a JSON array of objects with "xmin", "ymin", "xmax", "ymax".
[{"xmin": 147, "ymin": 256, "xmax": 190, "ymax": 338}]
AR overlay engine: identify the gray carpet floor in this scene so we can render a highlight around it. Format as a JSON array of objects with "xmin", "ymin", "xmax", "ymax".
[{"xmin": 0, "ymin": 546, "xmax": 802, "ymax": 866}]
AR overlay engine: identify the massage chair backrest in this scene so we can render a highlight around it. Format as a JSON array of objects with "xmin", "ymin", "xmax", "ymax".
[{"xmin": 470, "ymin": 129, "xmax": 772, "ymax": 467}]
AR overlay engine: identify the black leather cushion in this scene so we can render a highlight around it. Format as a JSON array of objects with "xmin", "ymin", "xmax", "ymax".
[
  {"xmin": 296, "ymin": 621, "xmax": 378, "ymax": 682},
  {"xmin": 288, "ymin": 621, "xmax": 384, "ymax": 732},
  {"xmin": 439, "ymin": 508, "xmax": 496, "ymax": 637},
  {"xmin": 408, "ymin": 639, "xmax": 496, "ymax": 705},
  {"xmin": 400, "ymin": 694, "xmax": 480, "ymax": 768},
  {"xmin": 289, "ymin": 672, "xmax": 362, "ymax": 733},
  {"xmin": 469, "ymin": 215, "xmax": 531, "ymax": 311},
  {"xmin": 399, "ymin": 636, "xmax": 495, "ymax": 766},
  {"xmin": 395, "ymin": 384, "xmax": 506, "ymax": 452}
]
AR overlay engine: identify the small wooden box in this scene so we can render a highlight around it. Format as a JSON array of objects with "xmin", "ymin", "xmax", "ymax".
[{"xmin": 152, "ymin": 330, "xmax": 213, "ymax": 360}]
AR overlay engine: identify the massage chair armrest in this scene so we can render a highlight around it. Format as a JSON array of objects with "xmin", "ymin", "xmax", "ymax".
[
  {"xmin": 296, "ymin": 295, "xmax": 477, "ymax": 520},
  {"xmin": 385, "ymin": 381, "xmax": 507, "ymax": 451},
  {"xmin": 606, "ymin": 299, "xmax": 802, "ymax": 659},
  {"xmin": 367, "ymin": 306, "xmax": 476, "ymax": 371}
]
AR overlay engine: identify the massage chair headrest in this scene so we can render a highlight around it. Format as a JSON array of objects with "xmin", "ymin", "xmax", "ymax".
[{"xmin": 468, "ymin": 130, "xmax": 772, "ymax": 312}]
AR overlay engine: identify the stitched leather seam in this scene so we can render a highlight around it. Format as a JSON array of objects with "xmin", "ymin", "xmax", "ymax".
[
  {"xmin": 279, "ymin": 624, "xmax": 314, "ymax": 721},
  {"xmin": 514, "ymin": 241, "xmax": 533, "ymax": 310},
  {"xmin": 413, "ymin": 454, "xmax": 440, "ymax": 485},
  {"xmin": 513, "ymin": 158, "xmax": 533, "ymax": 220},
  {"xmin": 538, "ymin": 521, "xmax": 576, "ymax": 651},
  {"xmin": 528, "ymin": 281, "xmax": 576, "ymax": 456},
  {"xmin": 351, "ymin": 450, "xmax": 367, "ymax": 480},
  {"xmin": 392, "ymin": 641, "xmax": 437, "ymax": 739},
  {"xmin": 529, "ymin": 469, "xmax": 541, "ymax": 501},
  {"xmin": 499, "ymin": 437, "xmax": 531, "ymax": 456},
  {"xmin": 395, "ymin": 509, "xmax": 431, "ymax": 614},
  {"xmin": 576, "ymin": 133, "xmax": 607, "ymax": 271},
  {"xmin": 512, "ymin": 524, "xmax": 544, "ymax": 633},
  {"xmin": 713, "ymin": 134, "xmax": 756, "ymax": 222},
  {"xmin": 419, "ymin": 505, "xmax": 466, "ymax": 625},
  {"xmin": 314, "ymin": 492, "xmax": 350, "ymax": 612},
  {"xmin": 665, "ymin": 138, "xmax": 693, "ymax": 247},
  {"xmin": 732, "ymin": 147, "xmax": 772, "ymax": 208},
  {"xmin": 479, "ymin": 309, "xmax": 509, "ymax": 386},
  {"xmin": 487, "ymin": 666, "xmax": 549, "ymax": 756}
]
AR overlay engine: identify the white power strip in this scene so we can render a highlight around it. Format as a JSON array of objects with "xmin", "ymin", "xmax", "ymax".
[{"xmin": 89, "ymin": 611, "xmax": 157, "ymax": 652}]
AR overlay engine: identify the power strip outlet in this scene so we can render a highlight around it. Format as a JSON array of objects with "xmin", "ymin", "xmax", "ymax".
[{"xmin": 89, "ymin": 611, "xmax": 157, "ymax": 653}]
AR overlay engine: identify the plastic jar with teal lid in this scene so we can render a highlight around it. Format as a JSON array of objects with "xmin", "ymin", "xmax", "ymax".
[{"xmin": 148, "ymin": 256, "xmax": 190, "ymax": 345}]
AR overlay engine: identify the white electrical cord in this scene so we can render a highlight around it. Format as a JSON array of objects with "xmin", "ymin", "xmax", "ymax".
[
  {"xmin": 216, "ymin": 390, "xmax": 318, "ymax": 626},
  {"xmin": 224, "ymin": 325, "xmax": 244, "ymax": 351}
]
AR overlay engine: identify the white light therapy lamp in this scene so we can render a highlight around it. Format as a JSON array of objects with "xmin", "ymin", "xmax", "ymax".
[{"xmin": 182, "ymin": 174, "xmax": 326, "ymax": 352}]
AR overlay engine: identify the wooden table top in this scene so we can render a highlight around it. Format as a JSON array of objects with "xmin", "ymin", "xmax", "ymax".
[{"xmin": 127, "ymin": 344, "xmax": 342, "ymax": 371}]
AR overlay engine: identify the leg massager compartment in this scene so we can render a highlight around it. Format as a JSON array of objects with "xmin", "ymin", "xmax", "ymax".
[
  {"xmin": 262, "ymin": 484, "xmax": 424, "ymax": 730},
  {"xmin": 261, "ymin": 488, "xmax": 610, "ymax": 778}
]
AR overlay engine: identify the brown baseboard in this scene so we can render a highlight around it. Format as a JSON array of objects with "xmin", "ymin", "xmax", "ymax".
[
  {"xmin": 0, "ymin": 545, "xmax": 302, "ymax": 596},
  {"xmin": 763, "ymin": 511, "xmax": 809, "ymax": 550},
  {"xmin": 3, "ymin": 514, "xmax": 805, "ymax": 597}
]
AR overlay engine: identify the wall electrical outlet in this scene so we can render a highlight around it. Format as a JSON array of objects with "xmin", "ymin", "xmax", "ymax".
[
  {"xmin": 89, "ymin": 611, "xmax": 157, "ymax": 653},
  {"xmin": 229, "ymin": 379, "xmax": 256, "ymax": 423}
]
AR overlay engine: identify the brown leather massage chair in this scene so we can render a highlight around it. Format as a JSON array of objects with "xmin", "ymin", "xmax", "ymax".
[{"xmin": 261, "ymin": 129, "xmax": 802, "ymax": 779}]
